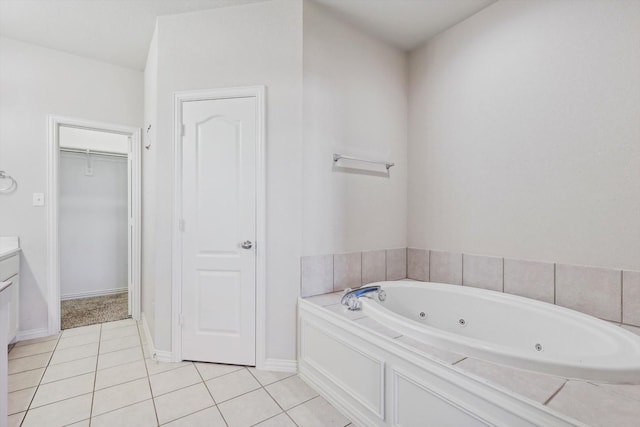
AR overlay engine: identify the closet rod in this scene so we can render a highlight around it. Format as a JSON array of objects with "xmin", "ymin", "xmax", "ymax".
[{"xmin": 60, "ymin": 147, "xmax": 128, "ymax": 158}]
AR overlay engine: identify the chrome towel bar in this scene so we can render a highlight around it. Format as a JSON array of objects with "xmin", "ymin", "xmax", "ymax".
[{"xmin": 333, "ymin": 153, "xmax": 394, "ymax": 171}]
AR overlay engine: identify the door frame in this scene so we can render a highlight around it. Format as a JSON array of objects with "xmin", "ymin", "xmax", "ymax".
[
  {"xmin": 47, "ymin": 115, "xmax": 142, "ymax": 334},
  {"xmin": 172, "ymin": 86, "xmax": 266, "ymax": 367}
]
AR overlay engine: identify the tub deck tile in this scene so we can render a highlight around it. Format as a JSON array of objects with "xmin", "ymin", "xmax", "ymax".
[
  {"xmin": 323, "ymin": 303, "xmax": 366, "ymax": 321},
  {"xmin": 593, "ymin": 383, "xmax": 640, "ymax": 402},
  {"xmin": 354, "ymin": 317, "xmax": 403, "ymax": 339},
  {"xmin": 547, "ymin": 381, "xmax": 640, "ymax": 427},
  {"xmin": 303, "ymin": 291, "xmax": 343, "ymax": 307},
  {"xmin": 395, "ymin": 335, "xmax": 465, "ymax": 365},
  {"xmin": 455, "ymin": 358, "xmax": 567, "ymax": 404}
]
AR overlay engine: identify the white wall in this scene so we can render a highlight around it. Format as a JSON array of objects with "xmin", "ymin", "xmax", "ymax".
[
  {"xmin": 59, "ymin": 152, "xmax": 128, "ymax": 299},
  {"xmin": 59, "ymin": 127, "xmax": 129, "ymax": 154},
  {"xmin": 302, "ymin": 0, "xmax": 408, "ymax": 256},
  {"xmin": 142, "ymin": 26, "xmax": 158, "ymax": 340},
  {"xmin": 0, "ymin": 37, "xmax": 143, "ymax": 334},
  {"xmin": 408, "ymin": 0, "xmax": 640, "ymax": 270},
  {"xmin": 147, "ymin": 0, "xmax": 303, "ymax": 360}
]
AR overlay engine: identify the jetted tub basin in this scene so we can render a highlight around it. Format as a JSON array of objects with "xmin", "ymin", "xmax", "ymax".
[{"xmin": 359, "ymin": 281, "xmax": 640, "ymax": 384}]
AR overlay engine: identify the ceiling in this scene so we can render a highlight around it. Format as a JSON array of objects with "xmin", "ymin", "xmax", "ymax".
[
  {"xmin": 0, "ymin": 0, "xmax": 496, "ymax": 71},
  {"xmin": 0, "ymin": 0, "xmax": 266, "ymax": 70},
  {"xmin": 313, "ymin": 0, "xmax": 496, "ymax": 50}
]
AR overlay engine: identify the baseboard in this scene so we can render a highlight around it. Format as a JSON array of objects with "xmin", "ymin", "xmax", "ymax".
[
  {"xmin": 262, "ymin": 358, "xmax": 298, "ymax": 373},
  {"xmin": 15, "ymin": 327, "xmax": 51, "ymax": 342},
  {"xmin": 141, "ymin": 313, "xmax": 174, "ymax": 363},
  {"xmin": 61, "ymin": 287, "xmax": 127, "ymax": 301}
]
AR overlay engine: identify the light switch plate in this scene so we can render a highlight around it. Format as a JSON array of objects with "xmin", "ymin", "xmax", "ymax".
[{"xmin": 33, "ymin": 193, "xmax": 45, "ymax": 206}]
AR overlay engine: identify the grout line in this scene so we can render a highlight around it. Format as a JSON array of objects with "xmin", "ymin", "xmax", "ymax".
[
  {"xmin": 552, "ymin": 263, "xmax": 556, "ymax": 305},
  {"xmin": 260, "ymin": 378, "xmax": 301, "ymax": 427},
  {"xmin": 47, "ymin": 350, "xmax": 100, "ymax": 368},
  {"xmin": 404, "ymin": 247, "xmax": 408, "ymax": 280},
  {"xmin": 9, "ymin": 347, "xmax": 58, "ymax": 361},
  {"xmin": 194, "ymin": 366, "xmax": 245, "ymax": 383},
  {"xmin": 621, "ymin": 270, "xmax": 624, "ymax": 323},
  {"xmin": 21, "ymin": 392, "xmax": 94, "ymax": 421},
  {"xmin": 452, "ymin": 357, "xmax": 467, "ymax": 365},
  {"xmin": 284, "ymin": 394, "xmax": 323, "ymax": 412},
  {"xmin": 145, "ymin": 359, "xmax": 190, "ymax": 377},
  {"xmin": 359, "ymin": 251, "xmax": 363, "ymax": 286},
  {"xmin": 20, "ymin": 332, "xmax": 64, "ymax": 424},
  {"xmin": 210, "ymin": 382, "xmax": 262, "ymax": 405},
  {"xmin": 98, "ymin": 345, "xmax": 141, "ymax": 358},
  {"xmin": 543, "ymin": 381, "xmax": 567, "ymax": 406},
  {"xmin": 138, "ymin": 321, "xmax": 161, "ymax": 427},
  {"xmin": 384, "ymin": 249, "xmax": 387, "ymax": 281},
  {"xmin": 12, "ymin": 335, "xmax": 60, "ymax": 348},
  {"xmin": 93, "ymin": 371, "xmax": 150, "ymax": 394},
  {"xmin": 164, "ymin": 403, "xmax": 222, "ymax": 426},
  {"xmin": 7, "ymin": 370, "xmax": 46, "ymax": 394},
  {"xmin": 249, "ymin": 411, "xmax": 296, "ymax": 427},
  {"xmin": 245, "ymin": 368, "xmax": 300, "ymax": 416},
  {"xmin": 87, "ymin": 323, "xmax": 103, "ymax": 426},
  {"xmin": 331, "ymin": 254, "xmax": 336, "ymax": 293},
  {"xmin": 99, "ymin": 318, "xmax": 137, "ymax": 330},
  {"xmin": 501, "ymin": 257, "xmax": 505, "ymax": 292},
  {"xmin": 53, "ymin": 338, "xmax": 101, "ymax": 352},
  {"xmin": 193, "ymin": 363, "xmax": 229, "ymax": 426},
  {"xmin": 83, "ymin": 399, "xmax": 153, "ymax": 424},
  {"xmin": 8, "ymin": 356, "xmax": 54, "ymax": 376},
  {"xmin": 59, "ymin": 326, "xmax": 102, "ymax": 339}
]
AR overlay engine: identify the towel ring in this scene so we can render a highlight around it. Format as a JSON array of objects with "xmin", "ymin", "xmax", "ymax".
[{"xmin": 0, "ymin": 171, "xmax": 17, "ymax": 193}]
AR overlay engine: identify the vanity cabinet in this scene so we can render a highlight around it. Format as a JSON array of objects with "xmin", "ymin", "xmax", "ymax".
[{"xmin": 0, "ymin": 253, "xmax": 19, "ymax": 342}]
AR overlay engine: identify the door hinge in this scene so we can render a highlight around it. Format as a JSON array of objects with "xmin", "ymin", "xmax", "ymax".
[
  {"xmin": 181, "ymin": 124, "xmax": 186, "ymax": 136},
  {"xmin": 179, "ymin": 219, "xmax": 185, "ymax": 232},
  {"xmin": 178, "ymin": 313, "xmax": 184, "ymax": 327}
]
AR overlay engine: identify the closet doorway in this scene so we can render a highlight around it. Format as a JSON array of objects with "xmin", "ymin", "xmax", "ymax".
[{"xmin": 47, "ymin": 117, "xmax": 141, "ymax": 333}]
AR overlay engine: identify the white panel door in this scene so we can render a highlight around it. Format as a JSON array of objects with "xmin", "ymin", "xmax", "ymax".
[{"xmin": 181, "ymin": 96, "xmax": 257, "ymax": 365}]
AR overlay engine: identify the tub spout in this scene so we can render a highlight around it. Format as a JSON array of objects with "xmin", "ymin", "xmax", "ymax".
[{"xmin": 341, "ymin": 285, "xmax": 387, "ymax": 311}]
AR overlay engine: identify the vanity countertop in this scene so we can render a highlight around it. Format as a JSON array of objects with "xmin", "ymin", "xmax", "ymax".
[{"xmin": 0, "ymin": 236, "xmax": 20, "ymax": 260}]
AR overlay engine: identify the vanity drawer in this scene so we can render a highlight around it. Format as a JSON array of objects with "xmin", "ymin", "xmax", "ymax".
[{"xmin": 0, "ymin": 255, "xmax": 19, "ymax": 281}]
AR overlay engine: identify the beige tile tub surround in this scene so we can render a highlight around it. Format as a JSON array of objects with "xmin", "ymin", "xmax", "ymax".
[
  {"xmin": 504, "ymin": 258, "xmax": 555, "ymax": 304},
  {"xmin": 556, "ymin": 264, "xmax": 622, "ymax": 322},
  {"xmin": 361, "ymin": 250, "xmax": 386, "ymax": 284},
  {"xmin": 407, "ymin": 248, "xmax": 429, "ymax": 281},
  {"xmin": 462, "ymin": 254, "xmax": 503, "ymax": 292},
  {"xmin": 429, "ymin": 250, "xmax": 463, "ymax": 285},
  {"xmin": 623, "ymin": 270, "xmax": 640, "ymax": 326},
  {"xmin": 301, "ymin": 248, "xmax": 639, "ymax": 328},
  {"xmin": 333, "ymin": 252, "xmax": 362, "ymax": 292},
  {"xmin": 301, "ymin": 248, "xmax": 408, "ymax": 297},
  {"xmin": 301, "ymin": 255, "xmax": 333, "ymax": 297},
  {"xmin": 386, "ymin": 248, "xmax": 407, "ymax": 280}
]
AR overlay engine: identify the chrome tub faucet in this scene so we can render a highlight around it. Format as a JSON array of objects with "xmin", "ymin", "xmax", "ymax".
[{"xmin": 341, "ymin": 285, "xmax": 387, "ymax": 311}]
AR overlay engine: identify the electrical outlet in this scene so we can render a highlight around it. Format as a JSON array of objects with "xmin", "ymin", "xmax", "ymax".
[{"xmin": 33, "ymin": 193, "xmax": 45, "ymax": 206}]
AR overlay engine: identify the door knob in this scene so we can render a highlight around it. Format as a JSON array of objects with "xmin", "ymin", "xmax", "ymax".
[{"xmin": 241, "ymin": 240, "xmax": 253, "ymax": 249}]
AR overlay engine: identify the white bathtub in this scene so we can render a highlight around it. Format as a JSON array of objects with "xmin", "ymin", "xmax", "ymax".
[{"xmin": 361, "ymin": 281, "xmax": 640, "ymax": 384}]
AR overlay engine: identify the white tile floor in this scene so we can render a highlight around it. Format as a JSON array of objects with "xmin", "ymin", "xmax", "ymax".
[{"xmin": 7, "ymin": 319, "xmax": 352, "ymax": 427}]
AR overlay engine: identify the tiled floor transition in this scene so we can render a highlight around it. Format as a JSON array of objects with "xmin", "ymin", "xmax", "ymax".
[{"xmin": 7, "ymin": 319, "xmax": 352, "ymax": 427}]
